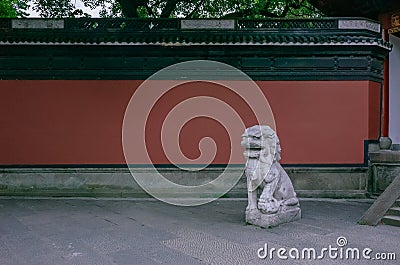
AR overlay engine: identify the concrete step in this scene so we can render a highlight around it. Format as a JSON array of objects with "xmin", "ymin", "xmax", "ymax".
[
  {"xmin": 394, "ymin": 199, "xmax": 400, "ymax": 207},
  {"xmin": 386, "ymin": 207, "xmax": 400, "ymax": 216},
  {"xmin": 382, "ymin": 215, "xmax": 400, "ymax": 227}
]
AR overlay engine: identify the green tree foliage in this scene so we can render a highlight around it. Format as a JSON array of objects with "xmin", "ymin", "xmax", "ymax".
[
  {"xmin": 0, "ymin": 0, "xmax": 29, "ymax": 17},
  {"xmin": 86, "ymin": 0, "xmax": 323, "ymax": 18},
  {"xmin": 32, "ymin": 0, "xmax": 91, "ymax": 18},
  {"xmin": 2, "ymin": 0, "xmax": 323, "ymax": 18}
]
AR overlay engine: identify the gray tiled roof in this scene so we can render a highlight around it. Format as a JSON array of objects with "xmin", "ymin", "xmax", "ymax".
[{"xmin": 0, "ymin": 18, "xmax": 391, "ymax": 50}]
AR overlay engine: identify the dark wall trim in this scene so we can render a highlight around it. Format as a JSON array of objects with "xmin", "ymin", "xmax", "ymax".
[{"xmin": 0, "ymin": 45, "xmax": 387, "ymax": 81}]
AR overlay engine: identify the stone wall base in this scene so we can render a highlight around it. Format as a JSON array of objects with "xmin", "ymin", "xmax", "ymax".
[
  {"xmin": 369, "ymin": 150, "xmax": 400, "ymax": 195},
  {"xmin": 0, "ymin": 167, "xmax": 368, "ymax": 198}
]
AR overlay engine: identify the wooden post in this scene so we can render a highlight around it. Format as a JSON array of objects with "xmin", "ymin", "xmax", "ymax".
[{"xmin": 358, "ymin": 174, "xmax": 400, "ymax": 226}]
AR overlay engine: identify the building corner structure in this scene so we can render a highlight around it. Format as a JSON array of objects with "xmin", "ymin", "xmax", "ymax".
[{"xmin": 366, "ymin": 11, "xmax": 400, "ymax": 197}]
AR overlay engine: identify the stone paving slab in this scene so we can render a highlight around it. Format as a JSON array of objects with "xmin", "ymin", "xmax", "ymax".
[{"xmin": 0, "ymin": 198, "xmax": 398, "ymax": 265}]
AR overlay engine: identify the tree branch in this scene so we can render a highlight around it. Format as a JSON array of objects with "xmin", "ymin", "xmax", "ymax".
[
  {"xmin": 186, "ymin": 0, "xmax": 203, "ymax": 18},
  {"xmin": 160, "ymin": 0, "xmax": 179, "ymax": 18},
  {"xmin": 279, "ymin": 2, "xmax": 291, "ymax": 17},
  {"xmin": 117, "ymin": 0, "xmax": 150, "ymax": 17},
  {"xmin": 145, "ymin": 3, "xmax": 154, "ymax": 16}
]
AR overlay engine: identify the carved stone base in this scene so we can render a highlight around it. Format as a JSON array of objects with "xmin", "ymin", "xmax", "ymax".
[{"xmin": 245, "ymin": 207, "xmax": 301, "ymax": 228}]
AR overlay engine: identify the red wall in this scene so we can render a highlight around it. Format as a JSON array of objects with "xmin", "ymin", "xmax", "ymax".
[
  {"xmin": 262, "ymin": 81, "xmax": 380, "ymax": 164},
  {"xmin": 0, "ymin": 80, "xmax": 380, "ymax": 165}
]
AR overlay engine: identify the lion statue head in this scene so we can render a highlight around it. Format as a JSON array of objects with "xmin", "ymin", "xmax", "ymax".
[{"xmin": 241, "ymin": 125, "xmax": 280, "ymax": 165}]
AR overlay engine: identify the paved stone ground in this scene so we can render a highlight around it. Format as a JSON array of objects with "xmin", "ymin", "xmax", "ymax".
[{"xmin": 0, "ymin": 198, "xmax": 398, "ymax": 265}]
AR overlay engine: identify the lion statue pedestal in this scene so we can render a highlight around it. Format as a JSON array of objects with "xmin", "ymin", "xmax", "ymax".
[{"xmin": 241, "ymin": 125, "xmax": 301, "ymax": 228}]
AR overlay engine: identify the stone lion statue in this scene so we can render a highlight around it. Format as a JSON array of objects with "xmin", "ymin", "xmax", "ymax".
[{"xmin": 241, "ymin": 125, "xmax": 301, "ymax": 227}]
